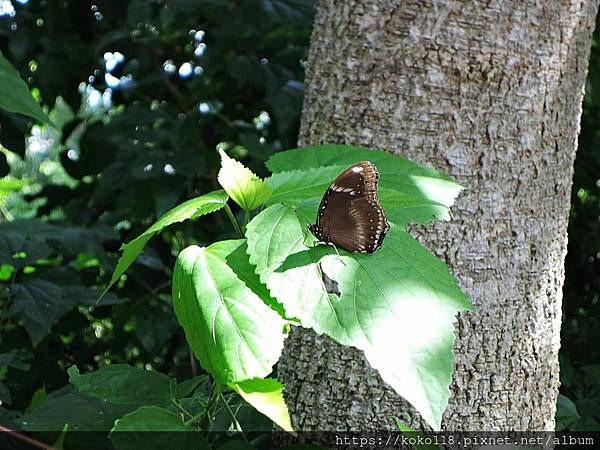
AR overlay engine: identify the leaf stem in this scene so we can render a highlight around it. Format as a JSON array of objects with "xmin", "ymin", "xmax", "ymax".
[
  {"xmin": 184, "ymin": 408, "xmax": 208, "ymax": 427},
  {"xmin": 243, "ymin": 209, "xmax": 250, "ymax": 228},
  {"xmin": 224, "ymin": 204, "xmax": 243, "ymax": 238},
  {"xmin": 188, "ymin": 345, "xmax": 197, "ymax": 377},
  {"xmin": 220, "ymin": 393, "xmax": 249, "ymax": 441},
  {"xmin": 201, "ymin": 380, "xmax": 224, "ymax": 430},
  {"xmin": 171, "ymin": 399, "xmax": 193, "ymax": 420}
]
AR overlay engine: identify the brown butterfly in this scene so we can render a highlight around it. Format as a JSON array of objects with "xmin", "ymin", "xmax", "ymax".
[{"xmin": 308, "ymin": 161, "xmax": 389, "ymax": 253}]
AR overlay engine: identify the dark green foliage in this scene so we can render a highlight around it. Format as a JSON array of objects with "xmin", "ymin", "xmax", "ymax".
[
  {"xmin": 560, "ymin": 14, "xmax": 600, "ymax": 431},
  {"xmin": 1, "ymin": 0, "xmax": 599, "ymax": 438},
  {"xmin": 0, "ymin": 0, "xmax": 312, "ymax": 438}
]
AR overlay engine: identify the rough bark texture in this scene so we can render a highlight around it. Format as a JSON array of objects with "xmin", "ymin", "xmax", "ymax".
[{"xmin": 278, "ymin": 0, "xmax": 598, "ymax": 431}]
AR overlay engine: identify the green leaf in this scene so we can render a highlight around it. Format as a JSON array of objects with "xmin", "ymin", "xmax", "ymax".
[
  {"xmin": 217, "ymin": 440, "xmax": 256, "ymax": 450},
  {"xmin": 246, "ymin": 204, "xmax": 473, "ymax": 430},
  {"xmin": 245, "ymin": 204, "xmax": 331, "ymax": 329},
  {"xmin": 0, "ymin": 231, "xmax": 51, "ymax": 269},
  {"xmin": 0, "ymin": 178, "xmax": 27, "ymax": 196},
  {"xmin": 9, "ymin": 280, "xmax": 120, "ymax": 346},
  {"xmin": 229, "ymin": 378, "xmax": 293, "ymax": 432},
  {"xmin": 218, "ymin": 149, "xmax": 272, "ymax": 211},
  {"xmin": 394, "ymin": 419, "xmax": 441, "ymax": 450},
  {"xmin": 266, "ymin": 144, "xmax": 463, "ymax": 225},
  {"xmin": 27, "ymin": 388, "xmax": 48, "ymax": 413},
  {"xmin": 0, "ymin": 53, "xmax": 52, "ymax": 125},
  {"xmin": 172, "ymin": 239, "xmax": 287, "ymax": 384},
  {"xmin": 20, "ymin": 388, "xmax": 132, "ymax": 431},
  {"xmin": 110, "ymin": 406, "xmax": 209, "ymax": 450},
  {"xmin": 0, "ymin": 382, "xmax": 11, "ymax": 405},
  {"xmin": 68, "ymin": 365, "xmax": 176, "ymax": 407},
  {"xmin": 11, "ymin": 279, "xmax": 76, "ymax": 346},
  {"xmin": 175, "ymin": 375, "xmax": 210, "ymax": 398},
  {"xmin": 104, "ymin": 190, "xmax": 228, "ymax": 295},
  {"xmin": 219, "ymin": 238, "xmax": 287, "ymax": 319},
  {"xmin": 210, "ymin": 393, "xmax": 272, "ymax": 432},
  {"xmin": 556, "ymin": 394, "xmax": 580, "ymax": 431}
]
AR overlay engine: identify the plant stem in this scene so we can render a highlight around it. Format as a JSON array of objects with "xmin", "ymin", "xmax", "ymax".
[
  {"xmin": 10, "ymin": 267, "xmax": 17, "ymax": 287},
  {"xmin": 224, "ymin": 204, "xmax": 243, "ymax": 238},
  {"xmin": 201, "ymin": 380, "xmax": 224, "ymax": 430},
  {"xmin": 172, "ymin": 400, "xmax": 193, "ymax": 420},
  {"xmin": 184, "ymin": 408, "xmax": 208, "ymax": 427},
  {"xmin": 220, "ymin": 393, "xmax": 249, "ymax": 441},
  {"xmin": 243, "ymin": 209, "xmax": 250, "ymax": 228},
  {"xmin": 188, "ymin": 345, "xmax": 197, "ymax": 377},
  {"xmin": 0, "ymin": 425, "xmax": 56, "ymax": 450}
]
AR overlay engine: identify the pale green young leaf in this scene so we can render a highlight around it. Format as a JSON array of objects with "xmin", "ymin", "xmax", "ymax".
[
  {"xmin": 229, "ymin": 378, "xmax": 294, "ymax": 432},
  {"xmin": 218, "ymin": 149, "xmax": 272, "ymax": 211},
  {"xmin": 103, "ymin": 190, "xmax": 228, "ymax": 296},
  {"xmin": 0, "ymin": 53, "xmax": 52, "ymax": 125},
  {"xmin": 172, "ymin": 239, "xmax": 287, "ymax": 384},
  {"xmin": 245, "ymin": 204, "xmax": 473, "ymax": 430}
]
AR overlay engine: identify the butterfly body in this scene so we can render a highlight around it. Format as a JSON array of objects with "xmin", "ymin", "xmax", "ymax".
[{"xmin": 308, "ymin": 161, "xmax": 389, "ymax": 253}]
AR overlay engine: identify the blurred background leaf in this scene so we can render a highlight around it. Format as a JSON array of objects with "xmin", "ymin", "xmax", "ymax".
[
  {"xmin": 0, "ymin": 0, "xmax": 312, "ymax": 433},
  {"xmin": 561, "ymin": 13, "xmax": 600, "ymax": 432}
]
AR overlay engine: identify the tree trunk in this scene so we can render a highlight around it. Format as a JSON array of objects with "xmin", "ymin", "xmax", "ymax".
[{"xmin": 279, "ymin": 0, "xmax": 598, "ymax": 431}]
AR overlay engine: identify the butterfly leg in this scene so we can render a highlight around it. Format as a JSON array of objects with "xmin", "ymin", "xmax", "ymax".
[{"xmin": 330, "ymin": 243, "xmax": 347, "ymax": 268}]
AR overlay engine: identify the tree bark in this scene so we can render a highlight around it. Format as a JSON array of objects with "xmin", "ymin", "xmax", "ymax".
[{"xmin": 279, "ymin": 0, "xmax": 598, "ymax": 431}]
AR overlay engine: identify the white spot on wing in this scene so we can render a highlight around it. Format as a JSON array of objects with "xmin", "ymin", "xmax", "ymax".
[{"xmin": 352, "ymin": 166, "xmax": 364, "ymax": 173}]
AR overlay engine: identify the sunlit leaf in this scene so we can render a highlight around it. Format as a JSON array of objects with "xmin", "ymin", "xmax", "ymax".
[
  {"xmin": 218, "ymin": 149, "xmax": 272, "ymax": 211},
  {"xmin": 104, "ymin": 190, "xmax": 228, "ymax": 296},
  {"xmin": 172, "ymin": 239, "xmax": 287, "ymax": 384},
  {"xmin": 246, "ymin": 204, "xmax": 473, "ymax": 429},
  {"xmin": 266, "ymin": 144, "xmax": 463, "ymax": 225},
  {"xmin": 0, "ymin": 53, "xmax": 52, "ymax": 125},
  {"xmin": 229, "ymin": 377, "xmax": 293, "ymax": 432}
]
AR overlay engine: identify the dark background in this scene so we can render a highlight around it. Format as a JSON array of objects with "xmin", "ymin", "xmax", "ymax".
[{"xmin": 0, "ymin": 0, "xmax": 596, "ymax": 432}]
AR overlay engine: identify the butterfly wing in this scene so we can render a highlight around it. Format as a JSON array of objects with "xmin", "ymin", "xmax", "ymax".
[
  {"xmin": 328, "ymin": 196, "xmax": 389, "ymax": 253},
  {"xmin": 309, "ymin": 161, "xmax": 389, "ymax": 253}
]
